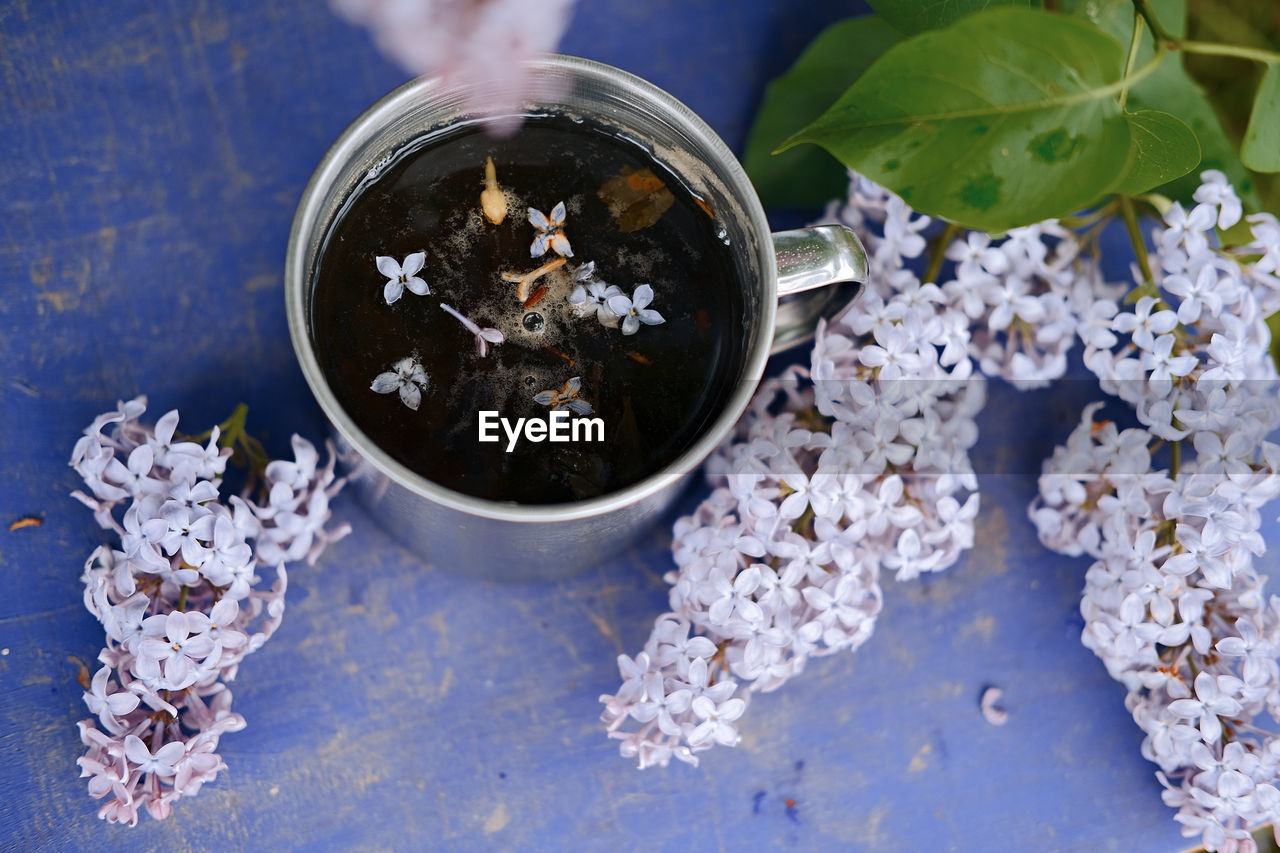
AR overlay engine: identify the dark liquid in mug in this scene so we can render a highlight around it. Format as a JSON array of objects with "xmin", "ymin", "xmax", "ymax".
[{"xmin": 311, "ymin": 116, "xmax": 745, "ymax": 504}]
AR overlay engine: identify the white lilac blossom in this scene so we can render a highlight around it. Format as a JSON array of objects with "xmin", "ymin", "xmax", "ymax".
[
  {"xmin": 331, "ymin": 0, "xmax": 576, "ymax": 132},
  {"xmin": 439, "ymin": 302, "xmax": 504, "ymax": 357},
  {"xmin": 601, "ymin": 177, "xmax": 983, "ymax": 768},
  {"xmin": 70, "ymin": 398, "xmax": 349, "ymax": 824},
  {"xmin": 1026, "ymin": 177, "xmax": 1280, "ymax": 851},
  {"xmin": 600, "ymin": 168, "xmax": 1280, "ymax": 852},
  {"xmin": 529, "ymin": 202, "xmax": 572, "ymax": 258},
  {"xmin": 371, "ymin": 356, "xmax": 429, "ymax": 410},
  {"xmin": 606, "ymin": 284, "xmax": 665, "ymax": 335},
  {"xmin": 567, "ymin": 261, "xmax": 622, "ymax": 326},
  {"xmin": 533, "ymin": 376, "xmax": 594, "ymax": 415},
  {"xmin": 376, "ymin": 252, "xmax": 429, "ymax": 305}
]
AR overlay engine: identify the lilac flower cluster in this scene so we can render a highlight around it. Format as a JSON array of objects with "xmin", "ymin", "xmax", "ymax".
[
  {"xmin": 1029, "ymin": 176, "xmax": 1280, "ymax": 852},
  {"xmin": 568, "ymin": 260, "xmax": 667, "ymax": 335},
  {"xmin": 69, "ymin": 398, "xmax": 349, "ymax": 825},
  {"xmin": 601, "ymin": 179, "xmax": 985, "ymax": 767},
  {"xmin": 602, "ymin": 165, "xmax": 1280, "ymax": 851},
  {"xmin": 331, "ymin": 0, "xmax": 577, "ymax": 129}
]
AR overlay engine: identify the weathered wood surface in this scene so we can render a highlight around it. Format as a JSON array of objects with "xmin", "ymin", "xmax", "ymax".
[{"xmin": 1, "ymin": 1, "xmax": 1267, "ymax": 850}]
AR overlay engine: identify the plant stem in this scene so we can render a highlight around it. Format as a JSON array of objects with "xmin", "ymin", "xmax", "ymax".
[
  {"xmin": 1131, "ymin": 0, "xmax": 1173, "ymax": 44},
  {"xmin": 1177, "ymin": 40, "xmax": 1280, "ymax": 65},
  {"xmin": 924, "ymin": 222, "xmax": 961, "ymax": 284},
  {"xmin": 1119, "ymin": 11, "xmax": 1145, "ymax": 110},
  {"xmin": 177, "ymin": 584, "xmax": 189, "ymax": 612},
  {"xmin": 218, "ymin": 403, "xmax": 250, "ymax": 450},
  {"xmin": 1118, "ymin": 195, "xmax": 1154, "ymax": 286},
  {"xmin": 1170, "ymin": 439, "xmax": 1181, "ymax": 479},
  {"xmin": 1131, "ymin": 0, "xmax": 1280, "ymax": 64}
]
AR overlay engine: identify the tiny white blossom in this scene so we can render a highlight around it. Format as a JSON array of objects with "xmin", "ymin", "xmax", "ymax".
[
  {"xmin": 529, "ymin": 202, "xmax": 572, "ymax": 257},
  {"xmin": 376, "ymin": 252, "xmax": 429, "ymax": 304},
  {"xmin": 370, "ymin": 356, "xmax": 429, "ymax": 410},
  {"xmin": 606, "ymin": 284, "xmax": 665, "ymax": 335},
  {"xmin": 688, "ymin": 696, "xmax": 746, "ymax": 747}
]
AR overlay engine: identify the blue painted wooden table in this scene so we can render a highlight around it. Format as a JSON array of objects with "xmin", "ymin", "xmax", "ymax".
[{"xmin": 3, "ymin": 2, "xmax": 1274, "ymax": 850}]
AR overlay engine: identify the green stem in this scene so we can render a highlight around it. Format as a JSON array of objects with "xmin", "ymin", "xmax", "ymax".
[
  {"xmin": 1171, "ymin": 439, "xmax": 1181, "ymax": 479},
  {"xmin": 1119, "ymin": 11, "xmax": 1145, "ymax": 111},
  {"xmin": 924, "ymin": 222, "xmax": 961, "ymax": 284},
  {"xmin": 1118, "ymin": 195, "xmax": 1154, "ymax": 286},
  {"xmin": 1131, "ymin": 0, "xmax": 1173, "ymax": 43},
  {"xmin": 177, "ymin": 585, "xmax": 189, "ymax": 612},
  {"xmin": 1131, "ymin": 0, "xmax": 1280, "ymax": 64},
  {"xmin": 218, "ymin": 403, "xmax": 250, "ymax": 450},
  {"xmin": 1177, "ymin": 40, "xmax": 1280, "ymax": 65}
]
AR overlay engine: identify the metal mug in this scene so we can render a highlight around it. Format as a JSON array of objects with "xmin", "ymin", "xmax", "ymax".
[{"xmin": 285, "ymin": 55, "xmax": 867, "ymax": 581}]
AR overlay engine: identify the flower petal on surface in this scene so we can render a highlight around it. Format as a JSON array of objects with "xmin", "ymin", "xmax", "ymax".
[
  {"xmin": 632, "ymin": 284, "xmax": 654, "ymax": 309},
  {"xmin": 550, "ymin": 233, "xmax": 573, "ymax": 257},
  {"xmin": 375, "ymin": 256, "xmax": 401, "ymax": 278},
  {"xmin": 606, "ymin": 295, "xmax": 632, "ymax": 317},
  {"xmin": 401, "ymin": 251, "xmax": 426, "ymax": 276},
  {"xmin": 399, "ymin": 384, "xmax": 422, "ymax": 410},
  {"xmin": 371, "ymin": 373, "xmax": 400, "ymax": 394}
]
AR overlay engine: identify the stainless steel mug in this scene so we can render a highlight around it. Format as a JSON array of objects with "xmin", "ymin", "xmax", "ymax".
[{"xmin": 286, "ymin": 55, "xmax": 867, "ymax": 580}]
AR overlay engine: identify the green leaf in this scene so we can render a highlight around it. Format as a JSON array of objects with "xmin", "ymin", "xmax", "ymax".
[
  {"xmin": 868, "ymin": 0, "xmax": 1040, "ymax": 35},
  {"xmin": 1242, "ymin": 64, "xmax": 1280, "ymax": 172},
  {"xmin": 778, "ymin": 8, "xmax": 1135, "ymax": 230},
  {"xmin": 1066, "ymin": 0, "xmax": 1261, "ymax": 208},
  {"xmin": 1136, "ymin": 62, "xmax": 1260, "ymax": 206},
  {"xmin": 1112, "ymin": 109, "xmax": 1201, "ymax": 194},
  {"xmin": 743, "ymin": 17, "xmax": 901, "ymax": 207}
]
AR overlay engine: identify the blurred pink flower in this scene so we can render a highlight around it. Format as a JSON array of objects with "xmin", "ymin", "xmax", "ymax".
[{"xmin": 333, "ymin": 0, "xmax": 577, "ymax": 131}]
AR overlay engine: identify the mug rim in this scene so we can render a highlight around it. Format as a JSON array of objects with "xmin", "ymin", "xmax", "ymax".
[{"xmin": 285, "ymin": 54, "xmax": 776, "ymax": 523}]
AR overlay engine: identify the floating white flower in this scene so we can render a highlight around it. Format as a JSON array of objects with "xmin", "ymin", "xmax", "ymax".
[
  {"xmin": 370, "ymin": 357, "xmax": 428, "ymax": 410},
  {"xmin": 567, "ymin": 262, "xmax": 622, "ymax": 326},
  {"xmin": 376, "ymin": 252, "xmax": 429, "ymax": 305},
  {"xmin": 533, "ymin": 376, "xmax": 594, "ymax": 415},
  {"xmin": 607, "ymin": 284, "xmax": 665, "ymax": 335},
  {"xmin": 528, "ymin": 201, "xmax": 572, "ymax": 258}
]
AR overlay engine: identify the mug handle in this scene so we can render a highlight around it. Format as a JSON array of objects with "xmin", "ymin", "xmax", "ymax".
[{"xmin": 770, "ymin": 225, "xmax": 869, "ymax": 355}]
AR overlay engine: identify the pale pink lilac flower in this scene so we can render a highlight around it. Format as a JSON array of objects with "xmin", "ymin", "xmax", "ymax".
[
  {"xmin": 440, "ymin": 302, "xmax": 504, "ymax": 356},
  {"xmin": 606, "ymin": 284, "xmax": 665, "ymax": 335},
  {"xmin": 70, "ymin": 398, "xmax": 347, "ymax": 823},
  {"xmin": 332, "ymin": 0, "xmax": 577, "ymax": 133},
  {"xmin": 371, "ymin": 356, "xmax": 429, "ymax": 410},
  {"xmin": 1027, "ymin": 174, "xmax": 1280, "ymax": 850},
  {"xmin": 377, "ymin": 252, "xmax": 429, "ymax": 305},
  {"xmin": 605, "ymin": 169, "xmax": 1280, "ymax": 853},
  {"xmin": 601, "ymin": 176, "xmax": 983, "ymax": 765},
  {"xmin": 567, "ymin": 262, "xmax": 623, "ymax": 326}
]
